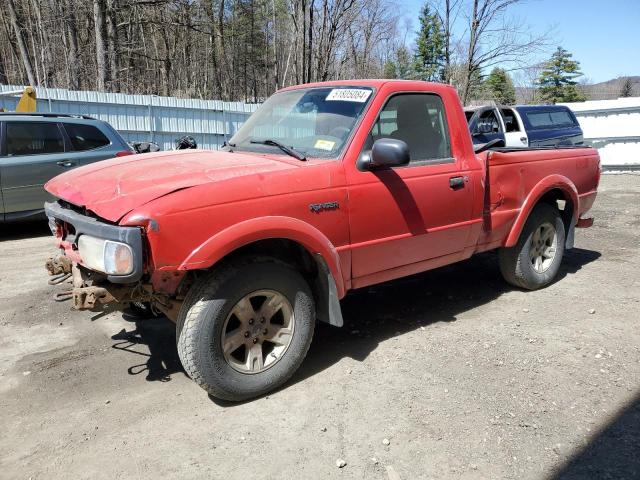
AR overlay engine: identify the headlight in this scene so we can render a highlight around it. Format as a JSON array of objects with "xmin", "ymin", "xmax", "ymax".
[{"xmin": 78, "ymin": 235, "xmax": 134, "ymax": 275}]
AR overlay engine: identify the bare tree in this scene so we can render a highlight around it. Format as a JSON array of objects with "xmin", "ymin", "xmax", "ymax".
[
  {"xmin": 431, "ymin": 0, "xmax": 462, "ymax": 84},
  {"xmin": 6, "ymin": 0, "xmax": 36, "ymax": 85},
  {"xmin": 458, "ymin": 0, "xmax": 549, "ymax": 104},
  {"xmin": 93, "ymin": 0, "xmax": 109, "ymax": 90},
  {"xmin": 0, "ymin": 0, "xmax": 400, "ymax": 100},
  {"xmin": 512, "ymin": 62, "xmax": 543, "ymax": 103}
]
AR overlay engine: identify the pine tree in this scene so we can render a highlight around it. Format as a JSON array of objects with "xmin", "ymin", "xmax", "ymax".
[
  {"xmin": 383, "ymin": 60, "xmax": 397, "ymax": 79},
  {"xmin": 395, "ymin": 45, "xmax": 414, "ymax": 80},
  {"xmin": 538, "ymin": 47, "xmax": 586, "ymax": 104},
  {"xmin": 620, "ymin": 78, "xmax": 634, "ymax": 97},
  {"xmin": 413, "ymin": 3, "xmax": 445, "ymax": 82},
  {"xmin": 485, "ymin": 67, "xmax": 516, "ymax": 104}
]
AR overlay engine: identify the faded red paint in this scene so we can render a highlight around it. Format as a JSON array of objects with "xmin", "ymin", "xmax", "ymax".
[{"xmin": 45, "ymin": 80, "xmax": 600, "ymax": 298}]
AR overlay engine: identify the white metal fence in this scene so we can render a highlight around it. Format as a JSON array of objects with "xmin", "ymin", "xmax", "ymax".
[
  {"xmin": 561, "ymin": 97, "xmax": 640, "ymax": 169},
  {"xmin": 0, "ymin": 85, "xmax": 259, "ymax": 151},
  {"xmin": 2, "ymin": 85, "xmax": 638, "ymax": 168}
]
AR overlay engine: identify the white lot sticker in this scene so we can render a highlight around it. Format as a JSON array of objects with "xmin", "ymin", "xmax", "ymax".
[
  {"xmin": 326, "ymin": 88, "xmax": 371, "ymax": 103},
  {"xmin": 314, "ymin": 139, "xmax": 336, "ymax": 151}
]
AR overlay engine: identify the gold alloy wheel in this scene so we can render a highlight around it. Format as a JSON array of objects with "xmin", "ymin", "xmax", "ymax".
[
  {"xmin": 529, "ymin": 222, "xmax": 558, "ymax": 273},
  {"xmin": 221, "ymin": 290, "xmax": 295, "ymax": 374}
]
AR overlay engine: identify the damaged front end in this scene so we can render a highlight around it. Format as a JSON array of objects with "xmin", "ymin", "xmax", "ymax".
[
  {"xmin": 44, "ymin": 201, "xmax": 183, "ymax": 321},
  {"xmin": 46, "ymin": 255, "xmax": 148, "ymax": 309}
]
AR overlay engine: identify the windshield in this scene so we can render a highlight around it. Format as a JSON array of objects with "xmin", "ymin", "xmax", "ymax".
[{"xmin": 229, "ymin": 86, "xmax": 374, "ymax": 159}]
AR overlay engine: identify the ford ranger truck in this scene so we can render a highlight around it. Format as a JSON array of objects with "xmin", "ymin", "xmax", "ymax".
[{"xmin": 44, "ymin": 80, "xmax": 600, "ymax": 401}]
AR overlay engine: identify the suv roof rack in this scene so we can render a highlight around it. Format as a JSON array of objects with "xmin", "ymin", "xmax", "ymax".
[{"xmin": 0, "ymin": 112, "xmax": 96, "ymax": 120}]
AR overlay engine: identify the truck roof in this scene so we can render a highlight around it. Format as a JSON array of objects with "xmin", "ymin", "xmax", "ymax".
[
  {"xmin": 514, "ymin": 105, "xmax": 572, "ymax": 112},
  {"xmin": 278, "ymin": 79, "xmax": 457, "ymax": 93}
]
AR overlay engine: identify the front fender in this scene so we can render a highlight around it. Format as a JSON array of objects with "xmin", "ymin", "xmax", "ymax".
[
  {"xmin": 504, "ymin": 174, "xmax": 579, "ymax": 247},
  {"xmin": 178, "ymin": 216, "xmax": 346, "ymax": 298}
]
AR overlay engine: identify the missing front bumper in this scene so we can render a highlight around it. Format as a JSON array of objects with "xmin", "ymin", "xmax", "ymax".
[{"xmin": 45, "ymin": 255, "xmax": 181, "ymax": 321}]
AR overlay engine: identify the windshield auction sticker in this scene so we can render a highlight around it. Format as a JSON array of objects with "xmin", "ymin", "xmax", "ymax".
[
  {"xmin": 326, "ymin": 89, "xmax": 372, "ymax": 103},
  {"xmin": 314, "ymin": 139, "xmax": 336, "ymax": 150}
]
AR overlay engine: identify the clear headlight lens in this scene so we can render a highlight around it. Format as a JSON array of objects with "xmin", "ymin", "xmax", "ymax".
[
  {"xmin": 104, "ymin": 241, "xmax": 134, "ymax": 275},
  {"xmin": 78, "ymin": 235, "xmax": 134, "ymax": 275}
]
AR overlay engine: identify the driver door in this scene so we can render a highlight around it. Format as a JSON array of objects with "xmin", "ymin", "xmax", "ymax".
[{"xmin": 345, "ymin": 92, "xmax": 477, "ymax": 287}]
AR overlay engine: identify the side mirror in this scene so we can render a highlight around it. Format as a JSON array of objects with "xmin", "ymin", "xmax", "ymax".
[{"xmin": 363, "ymin": 138, "xmax": 410, "ymax": 170}]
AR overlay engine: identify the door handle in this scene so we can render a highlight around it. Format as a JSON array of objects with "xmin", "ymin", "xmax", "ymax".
[
  {"xmin": 449, "ymin": 176, "xmax": 466, "ymax": 189},
  {"xmin": 56, "ymin": 160, "xmax": 75, "ymax": 167}
]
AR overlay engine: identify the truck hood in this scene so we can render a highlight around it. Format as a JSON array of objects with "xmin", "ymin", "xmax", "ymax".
[{"xmin": 45, "ymin": 149, "xmax": 299, "ymax": 222}]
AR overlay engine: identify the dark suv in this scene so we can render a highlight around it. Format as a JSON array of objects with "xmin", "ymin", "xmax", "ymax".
[{"xmin": 0, "ymin": 113, "xmax": 133, "ymax": 221}]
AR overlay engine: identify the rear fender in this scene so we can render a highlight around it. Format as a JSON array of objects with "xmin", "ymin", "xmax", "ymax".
[
  {"xmin": 178, "ymin": 216, "xmax": 346, "ymax": 298},
  {"xmin": 504, "ymin": 175, "xmax": 579, "ymax": 248}
]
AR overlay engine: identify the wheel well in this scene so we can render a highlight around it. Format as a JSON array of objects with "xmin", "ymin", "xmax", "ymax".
[
  {"xmin": 189, "ymin": 238, "xmax": 342, "ymax": 326},
  {"xmin": 226, "ymin": 238, "xmax": 318, "ymax": 276},
  {"xmin": 537, "ymin": 188, "xmax": 574, "ymax": 234}
]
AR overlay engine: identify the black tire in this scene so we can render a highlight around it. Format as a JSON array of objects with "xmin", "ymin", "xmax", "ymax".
[
  {"xmin": 176, "ymin": 258, "xmax": 315, "ymax": 401},
  {"xmin": 499, "ymin": 203, "xmax": 565, "ymax": 290}
]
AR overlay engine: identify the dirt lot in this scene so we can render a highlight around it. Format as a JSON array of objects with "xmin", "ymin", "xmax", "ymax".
[{"xmin": 1, "ymin": 174, "xmax": 639, "ymax": 480}]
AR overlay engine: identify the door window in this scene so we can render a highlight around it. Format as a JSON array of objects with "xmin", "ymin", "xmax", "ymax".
[
  {"xmin": 6, "ymin": 122, "xmax": 65, "ymax": 156},
  {"xmin": 501, "ymin": 108, "xmax": 520, "ymax": 132},
  {"xmin": 366, "ymin": 93, "xmax": 452, "ymax": 163},
  {"xmin": 64, "ymin": 123, "xmax": 111, "ymax": 151},
  {"xmin": 477, "ymin": 109, "xmax": 502, "ymax": 133}
]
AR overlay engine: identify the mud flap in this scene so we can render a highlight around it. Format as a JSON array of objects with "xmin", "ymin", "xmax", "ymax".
[
  {"xmin": 565, "ymin": 220, "xmax": 575, "ymax": 250},
  {"xmin": 314, "ymin": 254, "xmax": 344, "ymax": 327}
]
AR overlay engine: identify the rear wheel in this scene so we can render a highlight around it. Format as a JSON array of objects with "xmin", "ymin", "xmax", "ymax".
[
  {"xmin": 176, "ymin": 258, "xmax": 315, "ymax": 401},
  {"xmin": 499, "ymin": 203, "xmax": 565, "ymax": 290}
]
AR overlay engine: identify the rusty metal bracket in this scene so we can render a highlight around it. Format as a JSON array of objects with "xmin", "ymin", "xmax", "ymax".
[
  {"xmin": 73, "ymin": 286, "xmax": 116, "ymax": 310},
  {"xmin": 46, "ymin": 255, "xmax": 72, "ymax": 276},
  {"xmin": 48, "ymin": 272, "xmax": 71, "ymax": 285},
  {"xmin": 54, "ymin": 290, "xmax": 73, "ymax": 302}
]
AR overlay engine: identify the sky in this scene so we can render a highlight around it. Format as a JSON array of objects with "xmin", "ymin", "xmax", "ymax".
[{"xmin": 401, "ymin": 0, "xmax": 640, "ymax": 83}]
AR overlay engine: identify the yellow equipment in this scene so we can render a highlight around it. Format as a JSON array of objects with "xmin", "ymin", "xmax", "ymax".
[{"xmin": 0, "ymin": 86, "xmax": 37, "ymax": 112}]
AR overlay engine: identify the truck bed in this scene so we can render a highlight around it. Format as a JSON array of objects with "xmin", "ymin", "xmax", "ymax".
[{"xmin": 476, "ymin": 146, "xmax": 600, "ymax": 251}]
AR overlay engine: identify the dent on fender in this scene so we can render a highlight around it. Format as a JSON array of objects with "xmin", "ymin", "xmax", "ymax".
[{"xmin": 178, "ymin": 216, "xmax": 347, "ymax": 298}]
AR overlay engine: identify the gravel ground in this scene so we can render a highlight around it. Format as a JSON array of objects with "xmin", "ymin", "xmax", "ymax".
[{"xmin": 1, "ymin": 174, "xmax": 639, "ymax": 480}]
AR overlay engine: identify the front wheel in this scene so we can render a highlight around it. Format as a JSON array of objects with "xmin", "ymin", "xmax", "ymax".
[
  {"xmin": 176, "ymin": 258, "xmax": 315, "ymax": 401},
  {"xmin": 499, "ymin": 203, "xmax": 566, "ymax": 290}
]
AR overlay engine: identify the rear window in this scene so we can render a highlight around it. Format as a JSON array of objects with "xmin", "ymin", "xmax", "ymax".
[
  {"xmin": 526, "ymin": 109, "xmax": 576, "ymax": 128},
  {"xmin": 64, "ymin": 123, "xmax": 111, "ymax": 151},
  {"xmin": 5, "ymin": 122, "xmax": 65, "ymax": 156},
  {"xmin": 549, "ymin": 110, "xmax": 574, "ymax": 126}
]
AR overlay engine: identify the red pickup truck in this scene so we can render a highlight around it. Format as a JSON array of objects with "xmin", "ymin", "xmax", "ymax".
[{"xmin": 44, "ymin": 80, "xmax": 599, "ymax": 401}]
